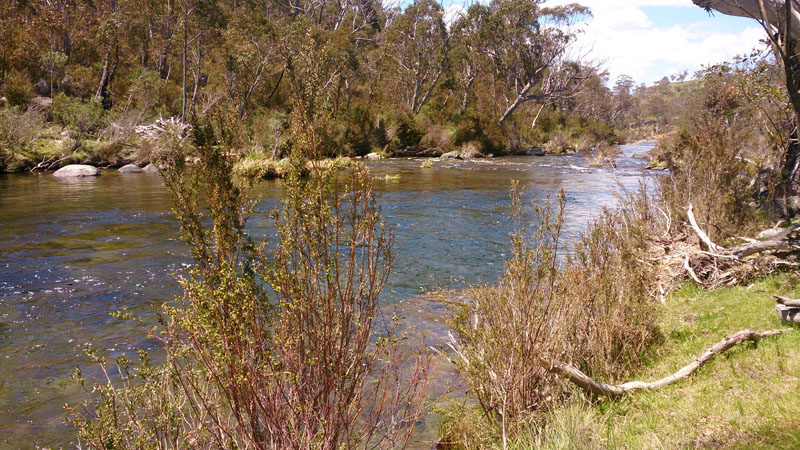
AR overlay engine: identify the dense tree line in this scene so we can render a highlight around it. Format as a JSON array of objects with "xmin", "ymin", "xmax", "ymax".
[{"xmin": 0, "ymin": 0, "xmax": 632, "ymax": 168}]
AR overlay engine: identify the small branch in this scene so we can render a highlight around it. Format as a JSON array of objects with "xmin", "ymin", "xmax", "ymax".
[
  {"xmin": 544, "ymin": 328, "xmax": 792, "ymax": 397},
  {"xmin": 687, "ymin": 204, "xmax": 725, "ymax": 253},
  {"xmin": 684, "ymin": 254, "xmax": 703, "ymax": 284}
]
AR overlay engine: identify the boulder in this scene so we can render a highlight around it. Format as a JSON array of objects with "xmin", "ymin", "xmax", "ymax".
[
  {"xmin": 53, "ymin": 164, "xmax": 99, "ymax": 177},
  {"xmin": 28, "ymin": 96, "xmax": 53, "ymax": 113},
  {"xmin": 788, "ymin": 195, "xmax": 800, "ymax": 215},
  {"xmin": 365, "ymin": 152, "xmax": 384, "ymax": 160},
  {"xmin": 440, "ymin": 151, "xmax": 461, "ymax": 160},
  {"xmin": 34, "ymin": 80, "xmax": 50, "ymax": 97},
  {"xmin": 142, "ymin": 163, "xmax": 160, "ymax": 173},
  {"xmin": 118, "ymin": 164, "xmax": 142, "ymax": 173}
]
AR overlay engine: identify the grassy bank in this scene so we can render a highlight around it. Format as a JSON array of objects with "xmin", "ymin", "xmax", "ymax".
[{"xmin": 479, "ymin": 274, "xmax": 800, "ymax": 449}]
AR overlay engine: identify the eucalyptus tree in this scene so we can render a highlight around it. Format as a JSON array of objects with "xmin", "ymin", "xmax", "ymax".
[
  {"xmin": 450, "ymin": 3, "xmax": 492, "ymax": 115},
  {"xmin": 383, "ymin": 0, "xmax": 449, "ymax": 114},
  {"xmin": 694, "ymin": 0, "xmax": 800, "ymax": 194},
  {"xmin": 220, "ymin": 8, "xmax": 284, "ymax": 120},
  {"xmin": 490, "ymin": 0, "xmax": 589, "ymax": 124}
]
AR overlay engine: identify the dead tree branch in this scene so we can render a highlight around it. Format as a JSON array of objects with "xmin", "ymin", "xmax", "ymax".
[{"xmin": 544, "ymin": 328, "xmax": 792, "ymax": 397}]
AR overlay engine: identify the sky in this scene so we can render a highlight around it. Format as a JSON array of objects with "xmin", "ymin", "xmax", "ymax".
[{"xmin": 443, "ymin": 0, "xmax": 769, "ymax": 86}]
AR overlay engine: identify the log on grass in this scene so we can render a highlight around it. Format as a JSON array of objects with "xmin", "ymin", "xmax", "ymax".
[
  {"xmin": 544, "ymin": 328, "xmax": 792, "ymax": 397},
  {"xmin": 775, "ymin": 304, "xmax": 800, "ymax": 325},
  {"xmin": 775, "ymin": 295, "xmax": 800, "ymax": 308}
]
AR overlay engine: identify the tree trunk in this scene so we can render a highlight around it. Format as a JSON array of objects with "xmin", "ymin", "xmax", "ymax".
[
  {"xmin": 95, "ymin": 46, "xmax": 118, "ymax": 109},
  {"xmin": 182, "ymin": 14, "xmax": 188, "ymax": 121},
  {"xmin": 498, "ymin": 81, "xmax": 532, "ymax": 124},
  {"xmin": 460, "ymin": 72, "xmax": 476, "ymax": 115}
]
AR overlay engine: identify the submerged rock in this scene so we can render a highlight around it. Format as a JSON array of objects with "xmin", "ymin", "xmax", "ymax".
[
  {"xmin": 142, "ymin": 163, "xmax": 159, "ymax": 173},
  {"xmin": 118, "ymin": 164, "xmax": 142, "ymax": 173},
  {"xmin": 53, "ymin": 164, "xmax": 99, "ymax": 177},
  {"xmin": 440, "ymin": 151, "xmax": 461, "ymax": 160}
]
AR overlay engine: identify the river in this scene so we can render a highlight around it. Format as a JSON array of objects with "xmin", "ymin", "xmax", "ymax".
[{"xmin": 0, "ymin": 143, "xmax": 654, "ymax": 448}]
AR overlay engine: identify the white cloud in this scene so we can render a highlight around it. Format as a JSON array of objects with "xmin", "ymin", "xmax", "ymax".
[{"xmin": 547, "ymin": 1, "xmax": 767, "ymax": 85}]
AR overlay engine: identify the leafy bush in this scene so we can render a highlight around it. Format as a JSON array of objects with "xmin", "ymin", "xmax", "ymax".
[
  {"xmin": 656, "ymin": 74, "xmax": 773, "ymax": 242},
  {"xmin": 544, "ymin": 131, "xmax": 574, "ymax": 154},
  {"xmin": 1, "ymin": 69, "xmax": 33, "ymax": 106},
  {"xmin": 0, "ymin": 107, "xmax": 45, "ymax": 171},
  {"xmin": 251, "ymin": 109, "xmax": 288, "ymax": 158},
  {"xmin": 448, "ymin": 188, "xmax": 570, "ymax": 430},
  {"xmin": 52, "ymin": 93, "xmax": 105, "ymax": 135},
  {"xmin": 68, "ymin": 130, "xmax": 430, "ymax": 448}
]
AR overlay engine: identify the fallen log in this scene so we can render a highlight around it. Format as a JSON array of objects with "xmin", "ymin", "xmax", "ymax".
[
  {"xmin": 683, "ymin": 205, "xmax": 799, "ymax": 287},
  {"xmin": 775, "ymin": 305, "xmax": 800, "ymax": 325},
  {"xmin": 775, "ymin": 295, "xmax": 800, "ymax": 308},
  {"xmin": 730, "ymin": 236, "xmax": 800, "ymax": 258},
  {"xmin": 544, "ymin": 328, "xmax": 792, "ymax": 397},
  {"xmin": 686, "ymin": 204, "xmax": 799, "ymax": 259}
]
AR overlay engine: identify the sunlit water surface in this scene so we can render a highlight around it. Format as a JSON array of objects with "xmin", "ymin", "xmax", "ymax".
[{"xmin": 0, "ymin": 143, "xmax": 654, "ymax": 448}]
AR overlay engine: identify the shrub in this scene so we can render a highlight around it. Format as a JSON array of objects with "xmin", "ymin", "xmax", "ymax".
[
  {"xmin": 68, "ymin": 128, "xmax": 430, "ymax": 448},
  {"xmin": 0, "ymin": 107, "xmax": 45, "ymax": 171},
  {"xmin": 448, "ymin": 187, "xmax": 571, "ymax": 431},
  {"xmin": 1, "ymin": 69, "xmax": 33, "ymax": 106},
  {"xmin": 52, "ymin": 93, "xmax": 105, "ymax": 135},
  {"xmin": 447, "ymin": 184, "xmax": 661, "ymax": 440},
  {"xmin": 251, "ymin": 109, "xmax": 288, "ymax": 159},
  {"xmin": 544, "ymin": 131, "xmax": 574, "ymax": 154},
  {"xmin": 420, "ymin": 123, "xmax": 454, "ymax": 150},
  {"xmin": 656, "ymin": 76, "xmax": 771, "ymax": 242}
]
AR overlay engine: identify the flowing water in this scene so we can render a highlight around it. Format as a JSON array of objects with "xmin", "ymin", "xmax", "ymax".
[{"xmin": 0, "ymin": 143, "xmax": 654, "ymax": 448}]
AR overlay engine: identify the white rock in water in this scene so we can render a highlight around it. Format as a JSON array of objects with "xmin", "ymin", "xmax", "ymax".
[
  {"xmin": 142, "ymin": 164, "xmax": 159, "ymax": 173},
  {"xmin": 365, "ymin": 152, "xmax": 384, "ymax": 160},
  {"xmin": 118, "ymin": 164, "xmax": 142, "ymax": 173},
  {"xmin": 53, "ymin": 164, "xmax": 100, "ymax": 177}
]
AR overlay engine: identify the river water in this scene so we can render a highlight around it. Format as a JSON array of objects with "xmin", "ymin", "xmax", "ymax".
[{"xmin": 0, "ymin": 143, "xmax": 653, "ymax": 448}]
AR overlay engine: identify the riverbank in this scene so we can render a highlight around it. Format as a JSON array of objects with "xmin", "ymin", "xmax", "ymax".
[
  {"xmin": 0, "ymin": 148, "xmax": 653, "ymax": 447},
  {"xmin": 490, "ymin": 274, "xmax": 800, "ymax": 449}
]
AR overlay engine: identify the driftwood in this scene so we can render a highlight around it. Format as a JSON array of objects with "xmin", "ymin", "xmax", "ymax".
[
  {"xmin": 683, "ymin": 204, "xmax": 799, "ymax": 287},
  {"xmin": 775, "ymin": 295, "xmax": 800, "ymax": 325},
  {"xmin": 775, "ymin": 295, "xmax": 800, "ymax": 308},
  {"xmin": 687, "ymin": 204, "xmax": 724, "ymax": 253},
  {"xmin": 687, "ymin": 204, "xmax": 800, "ymax": 257},
  {"xmin": 544, "ymin": 328, "xmax": 791, "ymax": 397}
]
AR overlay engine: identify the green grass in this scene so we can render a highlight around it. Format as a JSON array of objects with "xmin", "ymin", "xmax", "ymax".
[
  {"xmin": 448, "ymin": 274, "xmax": 800, "ymax": 449},
  {"xmin": 545, "ymin": 274, "xmax": 800, "ymax": 449}
]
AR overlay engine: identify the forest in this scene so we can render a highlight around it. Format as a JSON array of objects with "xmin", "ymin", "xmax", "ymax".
[
  {"xmin": 3, "ymin": 0, "xmax": 800, "ymax": 449},
  {"xmin": 0, "ymin": 0, "xmax": 681, "ymax": 174}
]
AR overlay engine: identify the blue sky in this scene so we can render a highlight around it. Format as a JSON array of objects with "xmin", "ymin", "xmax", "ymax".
[
  {"xmin": 549, "ymin": 1, "xmax": 767, "ymax": 85},
  {"xmin": 441, "ymin": 0, "xmax": 768, "ymax": 86}
]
